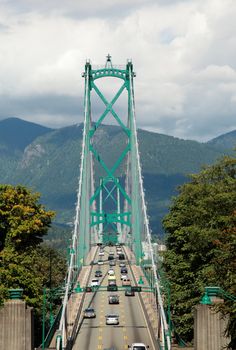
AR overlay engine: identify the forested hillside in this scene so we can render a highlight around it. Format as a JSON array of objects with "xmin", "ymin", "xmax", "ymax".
[
  {"xmin": 208, "ymin": 129, "xmax": 236, "ymax": 150},
  {"xmin": 0, "ymin": 117, "xmax": 235, "ymax": 237}
]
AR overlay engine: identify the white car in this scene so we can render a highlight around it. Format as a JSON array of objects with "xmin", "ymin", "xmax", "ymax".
[
  {"xmin": 105, "ymin": 314, "xmax": 119, "ymax": 325},
  {"xmin": 119, "ymin": 262, "xmax": 126, "ymax": 267},
  {"xmin": 108, "ymin": 269, "xmax": 115, "ymax": 276},
  {"xmin": 97, "ymin": 260, "xmax": 104, "ymax": 265},
  {"xmin": 109, "ymin": 251, "xmax": 115, "ymax": 255},
  {"xmin": 128, "ymin": 343, "xmax": 149, "ymax": 350},
  {"xmin": 90, "ymin": 278, "xmax": 100, "ymax": 287},
  {"xmin": 99, "ymin": 251, "xmax": 104, "ymax": 256},
  {"xmin": 120, "ymin": 274, "xmax": 128, "ymax": 280}
]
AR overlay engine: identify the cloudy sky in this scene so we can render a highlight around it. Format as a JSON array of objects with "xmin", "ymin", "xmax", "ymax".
[{"xmin": 0, "ymin": 0, "xmax": 236, "ymax": 141}]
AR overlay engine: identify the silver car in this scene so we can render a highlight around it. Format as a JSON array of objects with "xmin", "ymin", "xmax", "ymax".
[
  {"xmin": 84, "ymin": 308, "xmax": 96, "ymax": 318},
  {"xmin": 128, "ymin": 344, "xmax": 149, "ymax": 350},
  {"xmin": 105, "ymin": 314, "xmax": 119, "ymax": 325}
]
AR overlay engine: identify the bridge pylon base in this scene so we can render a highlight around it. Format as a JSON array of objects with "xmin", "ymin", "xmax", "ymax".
[{"xmin": 0, "ymin": 299, "xmax": 34, "ymax": 350}]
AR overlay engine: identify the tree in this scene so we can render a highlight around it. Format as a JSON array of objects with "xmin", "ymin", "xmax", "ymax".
[
  {"xmin": 0, "ymin": 184, "xmax": 54, "ymax": 250},
  {"xmin": 0, "ymin": 185, "xmax": 66, "ymax": 346},
  {"xmin": 163, "ymin": 155, "xmax": 236, "ymax": 347}
]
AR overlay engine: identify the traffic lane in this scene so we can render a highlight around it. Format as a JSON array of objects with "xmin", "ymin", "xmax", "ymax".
[
  {"xmin": 118, "ymin": 265, "xmax": 155, "ymax": 349},
  {"xmin": 122, "ymin": 291, "xmax": 155, "ymax": 350},
  {"xmin": 72, "ymin": 248, "xmax": 106, "ymax": 348},
  {"xmin": 72, "ymin": 248, "xmax": 114, "ymax": 349},
  {"xmin": 94, "ymin": 254, "xmax": 126, "ymax": 350},
  {"xmin": 73, "ymin": 290, "xmax": 109, "ymax": 350},
  {"xmin": 121, "ymin": 252, "xmax": 156, "ymax": 349},
  {"xmin": 73, "ymin": 280, "xmax": 125, "ymax": 348},
  {"xmin": 73, "ymin": 248, "xmax": 126, "ymax": 349},
  {"xmin": 97, "ymin": 291, "xmax": 125, "ymax": 350},
  {"xmin": 98, "ymin": 250, "xmax": 152, "ymax": 350}
]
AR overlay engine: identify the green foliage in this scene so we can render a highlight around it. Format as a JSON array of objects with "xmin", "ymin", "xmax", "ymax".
[
  {"xmin": 0, "ymin": 184, "xmax": 54, "ymax": 250},
  {"xmin": 163, "ymin": 155, "xmax": 236, "ymax": 347},
  {"xmin": 0, "ymin": 185, "xmax": 66, "ymax": 346}
]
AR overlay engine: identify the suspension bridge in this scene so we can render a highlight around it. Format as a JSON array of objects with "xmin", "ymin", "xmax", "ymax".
[{"xmin": 46, "ymin": 55, "xmax": 171, "ymax": 350}]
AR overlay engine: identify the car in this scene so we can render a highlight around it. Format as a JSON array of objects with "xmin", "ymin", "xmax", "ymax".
[
  {"xmin": 107, "ymin": 285, "xmax": 118, "ymax": 291},
  {"xmin": 109, "ymin": 260, "xmax": 116, "ymax": 266},
  {"xmin": 118, "ymin": 253, "xmax": 125, "ymax": 260},
  {"xmin": 109, "ymin": 251, "xmax": 115, "ymax": 255},
  {"xmin": 95, "ymin": 270, "xmax": 102, "ymax": 278},
  {"xmin": 108, "ymin": 269, "xmax": 115, "ymax": 276},
  {"xmin": 122, "ymin": 278, "xmax": 131, "ymax": 286},
  {"xmin": 120, "ymin": 274, "xmax": 128, "ymax": 281},
  {"xmin": 97, "ymin": 260, "xmax": 104, "ymax": 265},
  {"xmin": 105, "ymin": 314, "xmax": 119, "ymax": 325},
  {"xmin": 83, "ymin": 308, "xmax": 96, "ymax": 318},
  {"xmin": 108, "ymin": 294, "xmax": 119, "ymax": 304},
  {"xmin": 108, "ymin": 275, "xmax": 116, "ymax": 283},
  {"xmin": 128, "ymin": 343, "xmax": 149, "ymax": 350},
  {"xmin": 120, "ymin": 267, "xmax": 128, "ymax": 274},
  {"xmin": 108, "ymin": 255, "xmax": 114, "ymax": 261},
  {"xmin": 108, "ymin": 279, "xmax": 116, "ymax": 286},
  {"xmin": 125, "ymin": 289, "xmax": 135, "ymax": 296},
  {"xmin": 99, "ymin": 251, "xmax": 104, "ymax": 256},
  {"xmin": 90, "ymin": 278, "xmax": 100, "ymax": 287},
  {"xmin": 119, "ymin": 262, "xmax": 126, "ymax": 267}
]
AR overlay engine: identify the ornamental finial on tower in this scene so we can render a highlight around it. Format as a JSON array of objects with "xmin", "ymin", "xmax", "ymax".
[{"xmin": 105, "ymin": 53, "xmax": 113, "ymax": 68}]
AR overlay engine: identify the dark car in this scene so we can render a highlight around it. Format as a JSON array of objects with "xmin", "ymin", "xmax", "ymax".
[
  {"xmin": 121, "ymin": 267, "xmax": 128, "ymax": 274},
  {"xmin": 107, "ymin": 285, "xmax": 118, "ymax": 291},
  {"xmin": 125, "ymin": 289, "xmax": 135, "ymax": 296},
  {"xmin": 108, "ymin": 255, "xmax": 114, "ymax": 261},
  {"xmin": 95, "ymin": 270, "xmax": 102, "ymax": 277},
  {"xmin": 108, "ymin": 294, "xmax": 120, "ymax": 304},
  {"xmin": 118, "ymin": 253, "xmax": 125, "ymax": 260}
]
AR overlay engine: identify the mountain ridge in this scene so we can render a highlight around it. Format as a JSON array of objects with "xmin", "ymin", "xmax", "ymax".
[
  {"xmin": 0, "ymin": 117, "xmax": 235, "ymax": 235},
  {"xmin": 207, "ymin": 129, "xmax": 236, "ymax": 150}
]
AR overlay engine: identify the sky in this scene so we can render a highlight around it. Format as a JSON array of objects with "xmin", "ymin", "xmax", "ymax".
[{"xmin": 0, "ymin": 0, "xmax": 236, "ymax": 141}]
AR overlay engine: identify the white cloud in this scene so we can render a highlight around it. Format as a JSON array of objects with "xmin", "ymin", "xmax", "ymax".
[{"xmin": 0, "ymin": 0, "xmax": 236, "ymax": 140}]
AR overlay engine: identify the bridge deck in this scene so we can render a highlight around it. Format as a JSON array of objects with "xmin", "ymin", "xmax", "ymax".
[{"xmin": 71, "ymin": 246, "xmax": 159, "ymax": 350}]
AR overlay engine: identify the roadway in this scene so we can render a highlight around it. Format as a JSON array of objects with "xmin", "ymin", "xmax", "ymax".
[{"xmin": 72, "ymin": 246, "xmax": 158, "ymax": 350}]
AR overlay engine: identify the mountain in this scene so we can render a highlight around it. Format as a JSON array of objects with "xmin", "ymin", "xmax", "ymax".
[
  {"xmin": 0, "ymin": 117, "xmax": 235, "ymax": 236},
  {"xmin": 207, "ymin": 129, "xmax": 236, "ymax": 150},
  {"xmin": 0, "ymin": 118, "xmax": 53, "ymax": 183},
  {"xmin": 0, "ymin": 117, "xmax": 53, "ymax": 154}
]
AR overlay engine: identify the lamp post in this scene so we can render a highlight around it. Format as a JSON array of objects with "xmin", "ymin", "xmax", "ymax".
[{"xmin": 42, "ymin": 288, "xmax": 46, "ymax": 350}]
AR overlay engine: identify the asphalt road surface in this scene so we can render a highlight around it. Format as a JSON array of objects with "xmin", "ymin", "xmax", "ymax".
[{"xmin": 72, "ymin": 246, "xmax": 158, "ymax": 350}]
